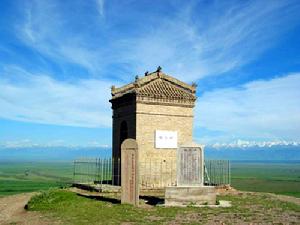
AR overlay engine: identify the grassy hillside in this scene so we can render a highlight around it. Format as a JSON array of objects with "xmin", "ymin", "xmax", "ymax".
[{"xmin": 27, "ymin": 189, "xmax": 300, "ymax": 224}]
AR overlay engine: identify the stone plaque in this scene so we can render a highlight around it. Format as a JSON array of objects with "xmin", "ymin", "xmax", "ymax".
[
  {"xmin": 177, "ymin": 143, "xmax": 204, "ymax": 186},
  {"xmin": 121, "ymin": 139, "xmax": 139, "ymax": 206}
]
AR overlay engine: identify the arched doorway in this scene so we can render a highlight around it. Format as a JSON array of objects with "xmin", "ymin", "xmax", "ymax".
[
  {"xmin": 117, "ymin": 120, "xmax": 128, "ymax": 185},
  {"xmin": 120, "ymin": 121, "xmax": 128, "ymax": 147}
]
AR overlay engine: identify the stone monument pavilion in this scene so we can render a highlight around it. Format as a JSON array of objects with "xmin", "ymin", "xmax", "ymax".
[{"xmin": 110, "ymin": 67, "xmax": 197, "ymax": 185}]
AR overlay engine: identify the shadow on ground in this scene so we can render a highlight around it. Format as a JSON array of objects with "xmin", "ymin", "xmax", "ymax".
[
  {"xmin": 140, "ymin": 195, "xmax": 164, "ymax": 205},
  {"xmin": 76, "ymin": 193, "xmax": 121, "ymax": 204},
  {"xmin": 76, "ymin": 192, "xmax": 165, "ymax": 206}
]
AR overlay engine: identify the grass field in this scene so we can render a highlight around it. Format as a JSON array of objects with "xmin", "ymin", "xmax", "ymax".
[
  {"xmin": 0, "ymin": 161, "xmax": 299, "ymax": 197},
  {"xmin": 230, "ymin": 162, "xmax": 300, "ymax": 197},
  {"xmin": 26, "ymin": 189, "xmax": 300, "ymax": 224},
  {"xmin": 0, "ymin": 162, "xmax": 73, "ymax": 196}
]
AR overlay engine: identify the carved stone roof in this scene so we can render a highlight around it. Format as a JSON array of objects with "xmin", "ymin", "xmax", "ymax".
[{"xmin": 111, "ymin": 71, "xmax": 196, "ymax": 103}]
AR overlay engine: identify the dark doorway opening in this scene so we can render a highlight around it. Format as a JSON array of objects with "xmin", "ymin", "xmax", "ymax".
[
  {"xmin": 116, "ymin": 120, "xmax": 128, "ymax": 185},
  {"xmin": 120, "ymin": 121, "xmax": 128, "ymax": 146}
]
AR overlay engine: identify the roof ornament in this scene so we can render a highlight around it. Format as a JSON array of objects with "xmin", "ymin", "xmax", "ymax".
[
  {"xmin": 192, "ymin": 82, "xmax": 197, "ymax": 93},
  {"xmin": 111, "ymin": 85, "xmax": 116, "ymax": 96},
  {"xmin": 156, "ymin": 66, "xmax": 162, "ymax": 73},
  {"xmin": 145, "ymin": 71, "xmax": 149, "ymax": 76},
  {"xmin": 134, "ymin": 75, "xmax": 141, "ymax": 88},
  {"xmin": 156, "ymin": 66, "xmax": 162, "ymax": 78}
]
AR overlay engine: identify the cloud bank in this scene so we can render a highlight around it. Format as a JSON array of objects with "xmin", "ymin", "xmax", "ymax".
[
  {"xmin": 1, "ymin": 66, "xmax": 299, "ymax": 144},
  {"xmin": 196, "ymin": 73, "xmax": 300, "ymax": 142},
  {"xmin": 0, "ymin": 66, "xmax": 112, "ymax": 127},
  {"xmin": 14, "ymin": 0, "xmax": 300, "ymax": 82}
]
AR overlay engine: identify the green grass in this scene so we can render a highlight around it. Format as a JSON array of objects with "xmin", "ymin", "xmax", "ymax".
[
  {"xmin": 231, "ymin": 178, "xmax": 300, "ymax": 197},
  {"xmin": 230, "ymin": 162, "xmax": 300, "ymax": 197},
  {"xmin": 0, "ymin": 162, "xmax": 73, "ymax": 196},
  {"xmin": 27, "ymin": 189, "xmax": 300, "ymax": 225},
  {"xmin": 28, "ymin": 190, "xmax": 180, "ymax": 224},
  {"xmin": 0, "ymin": 162, "xmax": 73, "ymax": 180},
  {"xmin": 0, "ymin": 180, "xmax": 68, "ymax": 196}
]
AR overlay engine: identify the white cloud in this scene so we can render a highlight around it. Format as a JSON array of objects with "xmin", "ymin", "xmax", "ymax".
[
  {"xmin": 96, "ymin": 0, "xmax": 105, "ymax": 17},
  {"xmin": 196, "ymin": 73, "xmax": 300, "ymax": 142},
  {"xmin": 0, "ymin": 66, "xmax": 112, "ymax": 127},
  {"xmin": 16, "ymin": 0, "xmax": 107, "ymax": 75},
  {"xmin": 123, "ymin": 0, "xmax": 300, "ymax": 81},
  {"xmin": 15, "ymin": 0, "xmax": 300, "ymax": 82}
]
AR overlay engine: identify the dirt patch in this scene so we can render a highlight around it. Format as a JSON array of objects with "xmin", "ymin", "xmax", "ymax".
[
  {"xmin": 0, "ymin": 193, "xmax": 59, "ymax": 225},
  {"xmin": 166, "ymin": 191, "xmax": 300, "ymax": 225},
  {"xmin": 215, "ymin": 185, "xmax": 239, "ymax": 195},
  {"xmin": 268, "ymin": 193, "xmax": 300, "ymax": 205},
  {"xmin": 218, "ymin": 186, "xmax": 300, "ymax": 206}
]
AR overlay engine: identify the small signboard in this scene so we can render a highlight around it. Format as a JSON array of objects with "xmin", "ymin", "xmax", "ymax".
[{"xmin": 155, "ymin": 130, "xmax": 178, "ymax": 149}]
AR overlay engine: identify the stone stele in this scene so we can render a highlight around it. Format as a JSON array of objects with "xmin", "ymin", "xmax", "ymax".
[
  {"xmin": 177, "ymin": 142, "xmax": 204, "ymax": 186},
  {"xmin": 165, "ymin": 142, "xmax": 216, "ymax": 206},
  {"xmin": 121, "ymin": 138, "xmax": 139, "ymax": 206}
]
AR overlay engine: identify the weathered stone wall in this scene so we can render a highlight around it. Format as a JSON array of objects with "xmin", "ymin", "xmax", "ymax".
[
  {"xmin": 136, "ymin": 102, "xmax": 193, "ymax": 159},
  {"xmin": 136, "ymin": 102, "xmax": 194, "ymax": 187}
]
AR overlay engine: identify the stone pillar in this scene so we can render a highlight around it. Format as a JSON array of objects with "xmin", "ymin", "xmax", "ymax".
[{"xmin": 121, "ymin": 139, "xmax": 139, "ymax": 206}]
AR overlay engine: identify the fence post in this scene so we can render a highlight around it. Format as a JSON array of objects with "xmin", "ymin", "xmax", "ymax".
[
  {"xmin": 73, "ymin": 160, "xmax": 76, "ymax": 184},
  {"xmin": 95, "ymin": 158, "xmax": 97, "ymax": 183},
  {"xmin": 104, "ymin": 158, "xmax": 106, "ymax": 184},
  {"xmin": 229, "ymin": 160, "xmax": 231, "ymax": 185},
  {"xmin": 106, "ymin": 158, "xmax": 109, "ymax": 184},
  {"xmin": 111, "ymin": 157, "xmax": 115, "ymax": 185},
  {"xmin": 99, "ymin": 158, "xmax": 102, "ymax": 186}
]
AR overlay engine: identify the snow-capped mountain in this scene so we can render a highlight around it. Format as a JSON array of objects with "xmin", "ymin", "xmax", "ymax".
[{"xmin": 207, "ymin": 139, "xmax": 300, "ymax": 149}]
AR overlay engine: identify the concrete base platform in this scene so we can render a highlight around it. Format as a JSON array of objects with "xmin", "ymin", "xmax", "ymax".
[{"xmin": 165, "ymin": 186, "xmax": 216, "ymax": 206}]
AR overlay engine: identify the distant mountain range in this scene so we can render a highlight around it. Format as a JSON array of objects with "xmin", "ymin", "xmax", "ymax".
[
  {"xmin": 205, "ymin": 145, "xmax": 300, "ymax": 161},
  {"xmin": 0, "ymin": 145, "xmax": 299, "ymax": 162},
  {"xmin": 206, "ymin": 140, "xmax": 300, "ymax": 149},
  {"xmin": 1, "ymin": 139, "xmax": 299, "ymax": 149}
]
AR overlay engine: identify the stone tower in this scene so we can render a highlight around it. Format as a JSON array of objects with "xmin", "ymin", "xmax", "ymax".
[{"xmin": 110, "ymin": 68, "xmax": 197, "ymax": 186}]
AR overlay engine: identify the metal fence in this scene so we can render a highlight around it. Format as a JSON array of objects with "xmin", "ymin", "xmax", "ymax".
[
  {"xmin": 73, "ymin": 158, "xmax": 120, "ymax": 185},
  {"xmin": 204, "ymin": 160, "xmax": 230, "ymax": 186},
  {"xmin": 73, "ymin": 157, "xmax": 230, "ymax": 188}
]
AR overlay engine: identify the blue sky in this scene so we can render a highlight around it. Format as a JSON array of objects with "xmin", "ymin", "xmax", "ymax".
[{"xmin": 0, "ymin": 0, "xmax": 300, "ymax": 147}]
